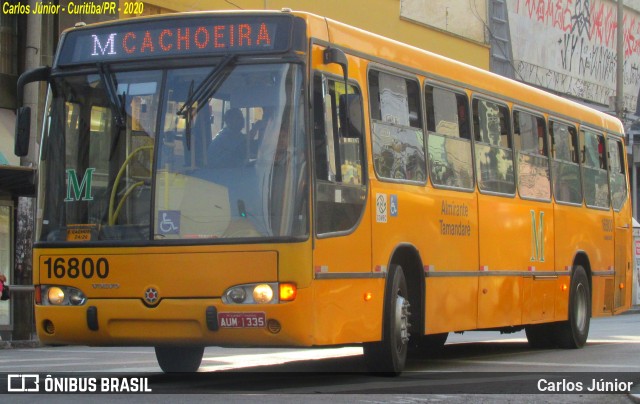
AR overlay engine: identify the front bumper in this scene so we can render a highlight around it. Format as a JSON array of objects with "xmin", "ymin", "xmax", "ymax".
[{"xmin": 35, "ymin": 290, "xmax": 313, "ymax": 347}]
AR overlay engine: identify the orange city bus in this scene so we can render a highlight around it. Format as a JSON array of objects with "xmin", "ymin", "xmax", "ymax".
[{"xmin": 15, "ymin": 9, "xmax": 632, "ymax": 374}]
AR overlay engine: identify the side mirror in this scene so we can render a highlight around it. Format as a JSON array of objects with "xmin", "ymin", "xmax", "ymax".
[
  {"xmin": 15, "ymin": 66, "xmax": 51, "ymax": 157},
  {"xmin": 324, "ymin": 48, "xmax": 355, "ymax": 138},
  {"xmin": 323, "ymin": 48, "xmax": 348, "ymax": 84},
  {"xmin": 15, "ymin": 107, "xmax": 31, "ymax": 157}
]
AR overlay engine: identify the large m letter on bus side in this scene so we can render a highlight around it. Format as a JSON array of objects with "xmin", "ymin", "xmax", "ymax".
[
  {"xmin": 92, "ymin": 34, "xmax": 117, "ymax": 56},
  {"xmin": 65, "ymin": 168, "xmax": 95, "ymax": 202},
  {"xmin": 530, "ymin": 210, "xmax": 545, "ymax": 262}
]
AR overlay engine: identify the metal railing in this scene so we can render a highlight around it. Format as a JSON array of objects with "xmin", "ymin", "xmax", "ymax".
[
  {"xmin": 2, "ymin": 284, "xmax": 36, "ymax": 342},
  {"xmin": 7, "ymin": 284, "xmax": 35, "ymax": 293}
]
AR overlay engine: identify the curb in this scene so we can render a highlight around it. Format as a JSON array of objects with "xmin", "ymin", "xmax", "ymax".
[
  {"xmin": 0, "ymin": 340, "xmax": 42, "ymax": 349},
  {"xmin": 621, "ymin": 306, "xmax": 640, "ymax": 315}
]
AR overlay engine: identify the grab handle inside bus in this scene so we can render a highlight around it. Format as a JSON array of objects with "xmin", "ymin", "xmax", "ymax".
[{"xmin": 15, "ymin": 66, "xmax": 51, "ymax": 156}]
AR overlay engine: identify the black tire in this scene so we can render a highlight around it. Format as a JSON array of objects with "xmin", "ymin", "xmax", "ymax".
[
  {"xmin": 409, "ymin": 332, "xmax": 448, "ymax": 357},
  {"xmin": 555, "ymin": 265, "xmax": 591, "ymax": 349},
  {"xmin": 363, "ymin": 265, "xmax": 411, "ymax": 375},
  {"xmin": 155, "ymin": 346, "xmax": 204, "ymax": 373},
  {"xmin": 524, "ymin": 323, "xmax": 556, "ymax": 349}
]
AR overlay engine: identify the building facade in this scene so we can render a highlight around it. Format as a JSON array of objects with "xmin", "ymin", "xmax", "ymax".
[{"xmin": 506, "ymin": 0, "xmax": 640, "ymax": 119}]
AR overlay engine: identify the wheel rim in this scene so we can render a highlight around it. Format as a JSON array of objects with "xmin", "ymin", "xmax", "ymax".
[
  {"xmin": 394, "ymin": 294, "xmax": 410, "ymax": 352},
  {"xmin": 574, "ymin": 283, "xmax": 588, "ymax": 330}
]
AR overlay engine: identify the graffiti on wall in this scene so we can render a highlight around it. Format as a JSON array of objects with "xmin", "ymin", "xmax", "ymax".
[{"xmin": 509, "ymin": 0, "xmax": 640, "ymax": 111}]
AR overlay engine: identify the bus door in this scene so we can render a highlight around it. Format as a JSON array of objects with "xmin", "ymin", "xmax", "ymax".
[
  {"xmin": 311, "ymin": 71, "xmax": 373, "ymax": 344},
  {"xmin": 607, "ymin": 136, "xmax": 631, "ymax": 312}
]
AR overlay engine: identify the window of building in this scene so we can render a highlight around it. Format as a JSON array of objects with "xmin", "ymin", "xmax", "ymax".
[{"xmin": 0, "ymin": 203, "xmax": 11, "ymax": 327}]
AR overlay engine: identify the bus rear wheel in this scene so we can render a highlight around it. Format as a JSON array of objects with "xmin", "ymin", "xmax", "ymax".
[
  {"xmin": 555, "ymin": 265, "xmax": 590, "ymax": 349},
  {"xmin": 155, "ymin": 346, "xmax": 204, "ymax": 373},
  {"xmin": 363, "ymin": 265, "xmax": 410, "ymax": 375}
]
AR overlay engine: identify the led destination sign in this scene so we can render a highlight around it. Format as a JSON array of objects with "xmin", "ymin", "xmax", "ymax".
[{"xmin": 57, "ymin": 15, "xmax": 293, "ymax": 65}]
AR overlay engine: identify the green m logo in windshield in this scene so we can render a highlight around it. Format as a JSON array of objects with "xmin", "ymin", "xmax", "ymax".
[{"xmin": 65, "ymin": 168, "xmax": 95, "ymax": 202}]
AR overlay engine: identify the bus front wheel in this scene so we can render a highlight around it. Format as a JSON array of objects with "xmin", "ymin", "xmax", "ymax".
[
  {"xmin": 155, "ymin": 346, "xmax": 204, "ymax": 373},
  {"xmin": 555, "ymin": 265, "xmax": 591, "ymax": 349},
  {"xmin": 363, "ymin": 265, "xmax": 410, "ymax": 375}
]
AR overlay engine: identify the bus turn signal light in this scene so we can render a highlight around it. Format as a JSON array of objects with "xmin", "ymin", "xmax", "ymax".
[
  {"xmin": 620, "ymin": 283, "xmax": 625, "ymax": 290},
  {"xmin": 279, "ymin": 283, "xmax": 297, "ymax": 301}
]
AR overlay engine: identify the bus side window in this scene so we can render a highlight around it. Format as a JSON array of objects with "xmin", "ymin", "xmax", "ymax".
[
  {"xmin": 550, "ymin": 120, "xmax": 582, "ymax": 205},
  {"xmin": 369, "ymin": 70, "xmax": 426, "ymax": 182},
  {"xmin": 472, "ymin": 98, "xmax": 515, "ymax": 194},
  {"xmin": 313, "ymin": 74, "xmax": 366, "ymax": 235},
  {"xmin": 513, "ymin": 110, "xmax": 550, "ymax": 200},
  {"xmin": 608, "ymin": 137, "xmax": 627, "ymax": 211},
  {"xmin": 581, "ymin": 129, "xmax": 610, "ymax": 209},
  {"xmin": 425, "ymin": 85, "xmax": 473, "ymax": 190}
]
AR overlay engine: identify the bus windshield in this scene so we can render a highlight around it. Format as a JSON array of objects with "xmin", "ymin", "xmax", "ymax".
[{"xmin": 37, "ymin": 62, "xmax": 308, "ymax": 243}]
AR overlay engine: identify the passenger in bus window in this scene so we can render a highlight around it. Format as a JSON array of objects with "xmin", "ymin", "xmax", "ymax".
[
  {"xmin": 208, "ymin": 108, "xmax": 247, "ymax": 168},
  {"xmin": 598, "ymin": 136, "xmax": 606, "ymax": 169},
  {"xmin": 457, "ymin": 96, "xmax": 470, "ymax": 139}
]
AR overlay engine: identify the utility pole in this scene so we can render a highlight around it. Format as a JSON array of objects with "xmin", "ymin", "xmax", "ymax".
[{"xmin": 616, "ymin": 0, "xmax": 625, "ymax": 120}]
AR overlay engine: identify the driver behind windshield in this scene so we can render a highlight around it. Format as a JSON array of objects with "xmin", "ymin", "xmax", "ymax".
[{"xmin": 208, "ymin": 108, "xmax": 247, "ymax": 168}]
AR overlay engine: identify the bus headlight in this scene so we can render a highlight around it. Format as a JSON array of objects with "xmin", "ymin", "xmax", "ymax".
[
  {"xmin": 223, "ymin": 282, "xmax": 286, "ymax": 304},
  {"xmin": 226, "ymin": 287, "xmax": 247, "ymax": 304},
  {"xmin": 42, "ymin": 286, "xmax": 87, "ymax": 306},
  {"xmin": 253, "ymin": 284, "xmax": 273, "ymax": 304},
  {"xmin": 48, "ymin": 287, "xmax": 65, "ymax": 305}
]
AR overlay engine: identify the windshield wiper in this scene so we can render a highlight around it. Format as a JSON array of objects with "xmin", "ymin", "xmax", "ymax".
[
  {"xmin": 98, "ymin": 63, "xmax": 126, "ymax": 127},
  {"xmin": 97, "ymin": 63, "xmax": 127, "ymax": 159},
  {"xmin": 177, "ymin": 54, "xmax": 236, "ymax": 118}
]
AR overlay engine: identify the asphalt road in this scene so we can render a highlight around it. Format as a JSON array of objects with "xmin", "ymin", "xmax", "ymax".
[{"xmin": 1, "ymin": 311, "xmax": 639, "ymax": 402}]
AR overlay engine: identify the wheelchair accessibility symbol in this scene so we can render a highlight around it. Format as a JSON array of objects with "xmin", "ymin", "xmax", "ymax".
[
  {"xmin": 390, "ymin": 194, "xmax": 398, "ymax": 217},
  {"xmin": 158, "ymin": 210, "xmax": 180, "ymax": 234}
]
